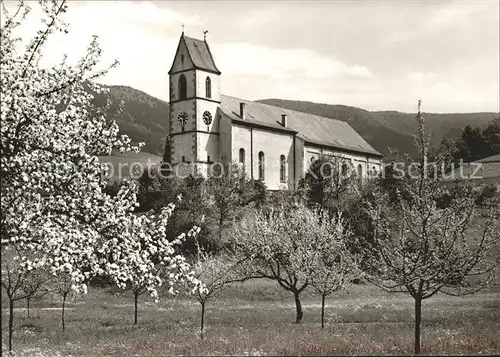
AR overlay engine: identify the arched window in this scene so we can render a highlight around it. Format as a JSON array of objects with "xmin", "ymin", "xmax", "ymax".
[
  {"xmin": 239, "ymin": 148, "xmax": 245, "ymax": 173},
  {"xmin": 178, "ymin": 74, "xmax": 187, "ymax": 100},
  {"xmin": 280, "ymin": 155, "xmax": 286, "ymax": 183},
  {"xmin": 258, "ymin": 151, "xmax": 265, "ymax": 180},
  {"xmin": 205, "ymin": 76, "xmax": 211, "ymax": 98},
  {"xmin": 357, "ymin": 164, "xmax": 363, "ymax": 185},
  {"xmin": 341, "ymin": 163, "xmax": 348, "ymax": 176}
]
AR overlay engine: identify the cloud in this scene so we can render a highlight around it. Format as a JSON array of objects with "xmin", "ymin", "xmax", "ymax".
[
  {"xmin": 408, "ymin": 72, "xmax": 437, "ymax": 82},
  {"xmin": 2, "ymin": 1, "xmax": 497, "ymax": 113},
  {"xmin": 388, "ymin": 1, "xmax": 490, "ymax": 43},
  {"xmin": 213, "ymin": 42, "xmax": 373, "ymax": 80}
]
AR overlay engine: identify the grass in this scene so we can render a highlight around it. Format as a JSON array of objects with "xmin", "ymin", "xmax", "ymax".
[{"xmin": 2, "ymin": 280, "xmax": 500, "ymax": 356}]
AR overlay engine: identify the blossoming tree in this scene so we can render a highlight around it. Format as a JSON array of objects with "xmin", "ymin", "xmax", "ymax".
[
  {"xmin": 1, "ymin": 0, "xmax": 195, "ymax": 349},
  {"xmin": 121, "ymin": 204, "xmax": 201, "ymax": 325}
]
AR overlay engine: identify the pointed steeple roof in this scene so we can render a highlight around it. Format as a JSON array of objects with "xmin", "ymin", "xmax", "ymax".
[{"xmin": 168, "ymin": 33, "xmax": 221, "ymax": 75}]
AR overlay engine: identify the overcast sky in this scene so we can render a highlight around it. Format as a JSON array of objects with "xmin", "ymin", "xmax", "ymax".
[{"xmin": 4, "ymin": 0, "xmax": 499, "ymax": 113}]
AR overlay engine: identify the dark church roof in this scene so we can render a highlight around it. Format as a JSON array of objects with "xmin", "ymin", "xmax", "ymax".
[
  {"xmin": 220, "ymin": 95, "xmax": 382, "ymax": 158},
  {"xmin": 182, "ymin": 35, "xmax": 221, "ymax": 74}
]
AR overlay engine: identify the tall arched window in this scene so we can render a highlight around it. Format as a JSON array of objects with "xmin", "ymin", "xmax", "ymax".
[
  {"xmin": 341, "ymin": 162, "xmax": 348, "ymax": 176},
  {"xmin": 178, "ymin": 74, "xmax": 187, "ymax": 100},
  {"xmin": 205, "ymin": 76, "xmax": 211, "ymax": 98},
  {"xmin": 280, "ymin": 155, "xmax": 286, "ymax": 183},
  {"xmin": 239, "ymin": 148, "xmax": 245, "ymax": 173},
  {"xmin": 258, "ymin": 151, "xmax": 265, "ymax": 180},
  {"xmin": 357, "ymin": 164, "xmax": 363, "ymax": 185}
]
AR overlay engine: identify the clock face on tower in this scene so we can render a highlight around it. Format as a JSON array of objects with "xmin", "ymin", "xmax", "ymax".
[
  {"xmin": 202, "ymin": 111, "xmax": 213, "ymax": 126},
  {"xmin": 177, "ymin": 112, "xmax": 188, "ymax": 127}
]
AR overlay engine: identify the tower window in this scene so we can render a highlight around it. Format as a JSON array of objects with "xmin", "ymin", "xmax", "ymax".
[
  {"xmin": 178, "ymin": 74, "xmax": 187, "ymax": 100},
  {"xmin": 280, "ymin": 155, "xmax": 286, "ymax": 183},
  {"xmin": 258, "ymin": 151, "xmax": 265, "ymax": 180},
  {"xmin": 207, "ymin": 155, "xmax": 211, "ymax": 163},
  {"xmin": 182, "ymin": 156, "xmax": 186, "ymax": 162},
  {"xmin": 205, "ymin": 76, "xmax": 211, "ymax": 98}
]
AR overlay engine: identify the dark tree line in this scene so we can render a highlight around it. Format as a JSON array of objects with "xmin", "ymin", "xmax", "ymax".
[{"xmin": 443, "ymin": 118, "xmax": 500, "ymax": 163}]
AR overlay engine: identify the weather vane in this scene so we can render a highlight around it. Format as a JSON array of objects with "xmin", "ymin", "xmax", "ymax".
[{"xmin": 203, "ymin": 30, "xmax": 208, "ymax": 40}]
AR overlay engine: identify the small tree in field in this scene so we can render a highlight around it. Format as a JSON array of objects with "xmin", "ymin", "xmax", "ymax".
[
  {"xmin": 54, "ymin": 272, "xmax": 74, "ymax": 331},
  {"xmin": 1, "ymin": 250, "xmax": 48, "ymax": 350},
  {"xmin": 363, "ymin": 101, "xmax": 500, "ymax": 355},
  {"xmin": 305, "ymin": 212, "xmax": 360, "ymax": 328},
  {"xmin": 118, "ymin": 204, "xmax": 201, "ymax": 325},
  {"xmin": 231, "ymin": 205, "xmax": 339, "ymax": 323},
  {"xmin": 206, "ymin": 161, "xmax": 245, "ymax": 242},
  {"xmin": 21, "ymin": 268, "xmax": 51, "ymax": 318},
  {"xmin": 191, "ymin": 239, "xmax": 237, "ymax": 339}
]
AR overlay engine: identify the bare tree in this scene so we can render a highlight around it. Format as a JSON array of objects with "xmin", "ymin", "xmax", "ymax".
[
  {"xmin": 231, "ymin": 204, "xmax": 342, "ymax": 323},
  {"xmin": 21, "ymin": 269, "xmax": 51, "ymax": 318},
  {"xmin": 54, "ymin": 272, "xmax": 74, "ymax": 332},
  {"xmin": 191, "ymin": 239, "xmax": 238, "ymax": 339},
  {"xmin": 206, "ymin": 161, "xmax": 246, "ymax": 242},
  {"xmin": 363, "ymin": 101, "xmax": 500, "ymax": 354},
  {"xmin": 303, "ymin": 154, "xmax": 359, "ymax": 213},
  {"xmin": 1, "ymin": 248, "xmax": 47, "ymax": 350},
  {"xmin": 305, "ymin": 212, "xmax": 360, "ymax": 328}
]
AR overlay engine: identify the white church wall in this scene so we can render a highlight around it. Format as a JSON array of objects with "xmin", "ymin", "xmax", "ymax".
[
  {"xmin": 219, "ymin": 113, "xmax": 233, "ymax": 162},
  {"xmin": 231, "ymin": 124, "xmax": 252, "ymax": 179},
  {"xmin": 170, "ymin": 71, "xmax": 196, "ymax": 102},
  {"xmin": 195, "ymin": 69, "xmax": 221, "ymax": 103},
  {"xmin": 197, "ymin": 132, "xmax": 219, "ymax": 164},
  {"xmin": 170, "ymin": 100, "xmax": 195, "ymax": 133},
  {"xmin": 195, "ymin": 98, "xmax": 220, "ymax": 133},
  {"xmin": 303, "ymin": 144, "xmax": 382, "ymax": 179},
  {"xmin": 171, "ymin": 132, "xmax": 195, "ymax": 163},
  {"xmin": 169, "ymin": 38, "xmax": 193, "ymax": 76},
  {"xmin": 251, "ymin": 129, "xmax": 294, "ymax": 190}
]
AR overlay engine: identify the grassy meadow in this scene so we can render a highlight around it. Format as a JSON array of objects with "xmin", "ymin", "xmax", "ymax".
[{"xmin": 2, "ymin": 279, "xmax": 499, "ymax": 356}]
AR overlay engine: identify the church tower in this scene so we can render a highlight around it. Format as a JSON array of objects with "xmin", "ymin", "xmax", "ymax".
[{"xmin": 168, "ymin": 31, "xmax": 221, "ymax": 176}]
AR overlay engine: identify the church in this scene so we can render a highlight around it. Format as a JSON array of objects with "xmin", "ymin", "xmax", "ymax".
[{"xmin": 168, "ymin": 32, "xmax": 383, "ymax": 190}]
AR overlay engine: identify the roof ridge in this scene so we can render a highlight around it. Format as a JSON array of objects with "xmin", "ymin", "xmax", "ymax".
[
  {"xmin": 221, "ymin": 94, "xmax": 349, "ymax": 127},
  {"xmin": 220, "ymin": 94, "xmax": 382, "ymax": 157}
]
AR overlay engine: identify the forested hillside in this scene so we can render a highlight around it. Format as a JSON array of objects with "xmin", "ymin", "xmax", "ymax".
[{"xmin": 90, "ymin": 85, "xmax": 498, "ymax": 158}]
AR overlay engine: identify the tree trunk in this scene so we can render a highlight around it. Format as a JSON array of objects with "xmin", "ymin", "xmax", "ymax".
[
  {"xmin": 62, "ymin": 293, "xmax": 67, "ymax": 332},
  {"xmin": 134, "ymin": 291, "xmax": 139, "ymax": 325},
  {"xmin": 8, "ymin": 299, "xmax": 14, "ymax": 351},
  {"xmin": 219, "ymin": 215, "xmax": 224, "ymax": 241},
  {"xmin": 200, "ymin": 301, "xmax": 205, "ymax": 339},
  {"xmin": 321, "ymin": 294, "xmax": 326, "ymax": 328},
  {"xmin": 294, "ymin": 291, "xmax": 303, "ymax": 323},
  {"xmin": 414, "ymin": 297, "xmax": 422, "ymax": 355},
  {"xmin": 26, "ymin": 297, "xmax": 30, "ymax": 319}
]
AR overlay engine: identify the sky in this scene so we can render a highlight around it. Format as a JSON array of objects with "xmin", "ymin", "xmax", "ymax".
[{"xmin": 2, "ymin": 0, "xmax": 499, "ymax": 113}]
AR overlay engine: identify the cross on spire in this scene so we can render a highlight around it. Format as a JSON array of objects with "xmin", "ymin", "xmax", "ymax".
[{"xmin": 181, "ymin": 23, "xmax": 185, "ymax": 34}]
